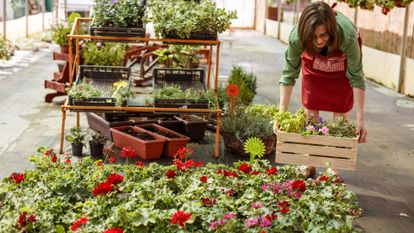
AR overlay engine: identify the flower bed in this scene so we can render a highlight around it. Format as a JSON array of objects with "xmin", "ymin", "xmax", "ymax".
[{"xmin": 0, "ymin": 148, "xmax": 361, "ymax": 232}]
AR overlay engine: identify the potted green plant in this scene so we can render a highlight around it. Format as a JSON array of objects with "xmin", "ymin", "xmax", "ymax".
[
  {"xmin": 51, "ymin": 12, "xmax": 81, "ymax": 53},
  {"xmin": 154, "ymin": 45, "xmax": 201, "ymax": 68},
  {"xmin": 0, "ymin": 37, "xmax": 14, "ymax": 61},
  {"xmin": 153, "ymin": 85, "xmax": 209, "ymax": 109},
  {"xmin": 91, "ymin": 0, "xmax": 146, "ymax": 37},
  {"xmin": 148, "ymin": 0, "xmax": 237, "ymax": 39},
  {"xmin": 221, "ymin": 107, "xmax": 275, "ymax": 155},
  {"xmin": 89, "ymin": 133, "xmax": 107, "ymax": 157},
  {"xmin": 81, "ymin": 42, "xmax": 126, "ymax": 66},
  {"xmin": 65, "ymin": 127, "xmax": 86, "ymax": 156},
  {"xmin": 66, "ymin": 79, "xmax": 103, "ymax": 105},
  {"xmin": 226, "ymin": 66, "xmax": 257, "ymax": 106}
]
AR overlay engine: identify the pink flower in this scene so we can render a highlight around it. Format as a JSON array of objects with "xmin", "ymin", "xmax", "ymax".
[
  {"xmin": 223, "ymin": 213, "xmax": 236, "ymax": 220},
  {"xmin": 245, "ymin": 218, "xmax": 259, "ymax": 228},
  {"xmin": 210, "ymin": 220, "xmax": 224, "ymax": 229},
  {"xmin": 262, "ymin": 184, "xmax": 268, "ymax": 191},
  {"xmin": 306, "ymin": 125, "xmax": 316, "ymax": 132},
  {"xmin": 252, "ymin": 202, "xmax": 264, "ymax": 209},
  {"xmin": 320, "ymin": 126, "xmax": 329, "ymax": 135}
]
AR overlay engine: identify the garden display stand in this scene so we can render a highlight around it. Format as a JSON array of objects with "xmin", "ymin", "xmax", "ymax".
[
  {"xmin": 275, "ymin": 131, "xmax": 358, "ymax": 171},
  {"xmin": 59, "ymin": 17, "xmax": 223, "ymax": 158}
]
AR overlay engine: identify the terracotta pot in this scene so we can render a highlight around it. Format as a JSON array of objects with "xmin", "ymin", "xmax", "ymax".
[
  {"xmin": 174, "ymin": 115, "xmax": 208, "ymax": 141},
  {"xmin": 136, "ymin": 124, "xmax": 190, "ymax": 157},
  {"xmin": 110, "ymin": 125, "xmax": 166, "ymax": 160}
]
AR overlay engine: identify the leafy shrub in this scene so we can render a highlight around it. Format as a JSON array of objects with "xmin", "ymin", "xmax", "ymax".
[
  {"xmin": 227, "ymin": 66, "xmax": 257, "ymax": 106},
  {"xmin": 92, "ymin": 0, "xmax": 146, "ymax": 27},
  {"xmin": 0, "ymin": 37, "xmax": 14, "ymax": 61},
  {"xmin": 81, "ymin": 43, "xmax": 126, "ymax": 66},
  {"xmin": 50, "ymin": 12, "xmax": 81, "ymax": 47}
]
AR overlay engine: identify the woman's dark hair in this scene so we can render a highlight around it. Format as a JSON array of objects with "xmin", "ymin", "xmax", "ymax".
[{"xmin": 298, "ymin": 1, "xmax": 338, "ymax": 53}]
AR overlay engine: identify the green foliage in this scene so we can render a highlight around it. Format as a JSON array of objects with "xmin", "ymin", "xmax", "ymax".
[
  {"xmin": 148, "ymin": 0, "xmax": 237, "ymax": 38},
  {"xmin": 245, "ymin": 103, "xmax": 279, "ymax": 120},
  {"xmin": 327, "ymin": 117, "xmax": 357, "ymax": 138},
  {"xmin": 50, "ymin": 12, "xmax": 81, "ymax": 47},
  {"xmin": 227, "ymin": 66, "xmax": 257, "ymax": 106},
  {"xmin": 154, "ymin": 45, "xmax": 200, "ymax": 68},
  {"xmin": 66, "ymin": 80, "xmax": 103, "ymax": 100},
  {"xmin": 81, "ymin": 43, "xmax": 126, "ymax": 66},
  {"xmin": 90, "ymin": 133, "xmax": 107, "ymax": 144},
  {"xmin": 0, "ymin": 37, "xmax": 14, "ymax": 61},
  {"xmin": 221, "ymin": 108, "xmax": 274, "ymax": 141},
  {"xmin": 112, "ymin": 86, "xmax": 134, "ymax": 106},
  {"xmin": 274, "ymin": 109, "xmax": 307, "ymax": 134},
  {"xmin": 92, "ymin": 0, "xmax": 146, "ymax": 27},
  {"xmin": 153, "ymin": 85, "xmax": 207, "ymax": 101},
  {"xmin": 0, "ymin": 152, "xmax": 362, "ymax": 232},
  {"xmin": 65, "ymin": 127, "xmax": 86, "ymax": 145}
]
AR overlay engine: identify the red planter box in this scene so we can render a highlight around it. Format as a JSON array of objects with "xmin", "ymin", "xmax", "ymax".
[
  {"xmin": 110, "ymin": 125, "xmax": 166, "ymax": 160},
  {"xmin": 136, "ymin": 124, "xmax": 190, "ymax": 158}
]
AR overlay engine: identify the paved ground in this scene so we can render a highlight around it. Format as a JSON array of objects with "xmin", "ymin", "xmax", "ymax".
[{"xmin": 0, "ymin": 30, "xmax": 413, "ymax": 232}]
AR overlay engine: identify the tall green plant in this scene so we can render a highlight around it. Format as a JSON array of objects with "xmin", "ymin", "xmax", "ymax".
[
  {"xmin": 50, "ymin": 12, "xmax": 81, "ymax": 47},
  {"xmin": 227, "ymin": 66, "xmax": 257, "ymax": 106}
]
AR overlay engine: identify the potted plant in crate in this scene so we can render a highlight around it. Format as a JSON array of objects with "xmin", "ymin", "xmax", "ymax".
[
  {"xmin": 89, "ymin": 133, "xmax": 107, "ymax": 157},
  {"xmin": 91, "ymin": 0, "xmax": 146, "ymax": 37},
  {"xmin": 148, "ymin": 0, "xmax": 237, "ymax": 40},
  {"xmin": 81, "ymin": 42, "xmax": 126, "ymax": 66},
  {"xmin": 65, "ymin": 127, "xmax": 86, "ymax": 156}
]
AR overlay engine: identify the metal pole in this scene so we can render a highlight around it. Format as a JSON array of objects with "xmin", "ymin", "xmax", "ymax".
[
  {"xmin": 42, "ymin": 0, "xmax": 45, "ymax": 31},
  {"xmin": 25, "ymin": 0, "xmax": 29, "ymax": 37},
  {"xmin": 353, "ymin": 7, "xmax": 358, "ymax": 27},
  {"xmin": 2, "ymin": 0, "xmax": 6, "ymax": 39},
  {"xmin": 398, "ymin": 6, "xmax": 410, "ymax": 94},
  {"xmin": 277, "ymin": 0, "xmax": 282, "ymax": 40}
]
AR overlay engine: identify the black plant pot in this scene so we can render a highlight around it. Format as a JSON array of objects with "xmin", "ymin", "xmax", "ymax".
[
  {"xmin": 71, "ymin": 142, "xmax": 83, "ymax": 156},
  {"xmin": 89, "ymin": 141, "xmax": 104, "ymax": 157}
]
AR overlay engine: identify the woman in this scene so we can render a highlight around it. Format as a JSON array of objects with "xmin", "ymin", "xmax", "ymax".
[{"xmin": 278, "ymin": 1, "xmax": 367, "ymax": 143}]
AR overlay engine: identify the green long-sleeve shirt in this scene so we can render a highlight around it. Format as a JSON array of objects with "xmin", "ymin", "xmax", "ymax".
[{"xmin": 279, "ymin": 11, "xmax": 366, "ymax": 90}]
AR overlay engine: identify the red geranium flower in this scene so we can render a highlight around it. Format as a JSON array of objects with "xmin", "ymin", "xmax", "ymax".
[
  {"xmin": 170, "ymin": 210, "xmax": 192, "ymax": 228},
  {"xmin": 135, "ymin": 161, "xmax": 145, "ymax": 166},
  {"xmin": 102, "ymin": 227, "xmax": 124, "ymax": 233},
  {"xmin": 174, "ymin": 147, "xmax": 193, "ymax": 159},
  {"xmin": 10, "ymin": 172, "xmax": 25, "ymax": 184},
  {"xmin": 318, "ymin": 175, "xmax": 329, "ymax": 182},
  {"xmin": 72, "ymin": 217, "xmax": 88, "ymax": 232},
  {"xmin": 51, "ymin": 155, "xmax": 58, "ymax": 163},
  {"xmin": 200, "ymin": 176, "xmax": 208, "ymax": 183},
  {"xmin": 266, "ymin": 167, "xmax": 278, "ymax": 175},
  {"xmin": 238, "ymin": 163, "xmax": 252, "ymax": 174},
  {"xmin": 252, "ymin": 171, "xmax": 260, "ymax": 175},
  {"xmin": 278, "ymin": 201, "xmax": 290, "ymax": 214},
  {"xmin": 96, "ymin": 161, "xmax": 103, "ymax": 166},
  {"xmin": 291, "ymin": 180, "xmax": 306, "ymax": 193},
  {"xmin": 201, "ymin": 197, "xmax": 216, "ymax": 207},
  {"xmin": 109, "ymin": 156, "xmax": 116, "ymax": 163},
  {"xmin": 106, "ymin": 173, "xmax": 124, "ymax": 185},
  {"xmin": 166, "ymin": 170, "xmax": 176, "ymax": 179},
  {"xmin": 226, "ymin": 188, "xmax": 235, "ymax": 196},
  {"xmin": 226, "ymin": 84, "xmax": 239, "ymax": 98},
  {"xmin": 119, "ymin": 146, "xmax": 136, "ymax": 158},
  {"xmin": 18, "ymin": 212, "xmax": 27, "ymax": 227},
  {"xmin": 92, "ymin": 182, "xmax": 114, "ymax": 196},
  {"xmin": 66, "ymin": 159, "xmax": 71, "ymax": 164}
]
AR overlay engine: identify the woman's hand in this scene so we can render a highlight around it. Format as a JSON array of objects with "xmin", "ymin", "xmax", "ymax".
[
  {"xmin": 273, "ymin": 120, "xmax": 280, "ymax": 134},
  {"xmin": 357, "ymin": 121, "xmax": 367, "ymax": 143}
]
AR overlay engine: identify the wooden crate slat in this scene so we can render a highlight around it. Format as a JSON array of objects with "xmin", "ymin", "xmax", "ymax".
[
  {"xmin": 277, "ymin": 131, "xmax": 357, "ymax": 148},
  {"xmin": 276, "ymin": 142, "xmax": 357, "ymax": 159},
  {"xmin": 276, "ymin": 152, "xmax": 357, "ymax": 171}
]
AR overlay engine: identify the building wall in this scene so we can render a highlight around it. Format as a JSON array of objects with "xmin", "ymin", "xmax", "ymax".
[{"xmin": 0, "ymin": 13, "xmax": 53, "ymax": 41}]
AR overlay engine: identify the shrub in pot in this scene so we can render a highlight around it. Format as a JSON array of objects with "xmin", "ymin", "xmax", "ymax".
[
  {"xmin": 92, "ymin": 0, "xmax": 146, "ymax": 28},
  {"xmin": 51, "ymin": 12, "xmax": 81, "ymax": 53},
  {"xmin": 65, "ymin": 127, "xmax": 86, "ymax": 156},
  {"xmin": 89, "ymin": 133, "xmax": 107, "ymax": 157}
]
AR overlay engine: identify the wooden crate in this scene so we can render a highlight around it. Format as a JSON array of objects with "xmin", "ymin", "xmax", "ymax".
[{"xmin": 276, "ymin": 131, "xmax": 358, "ymax": 170}]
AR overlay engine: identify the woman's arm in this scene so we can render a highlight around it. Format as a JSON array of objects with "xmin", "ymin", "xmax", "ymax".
[
  {"xmin": 353, "ymin": 87, "xmax": 367, "ymax": 143},
  {"xmin": 279, "ymin": 85, "xmax": 293, "ymax": 112}
]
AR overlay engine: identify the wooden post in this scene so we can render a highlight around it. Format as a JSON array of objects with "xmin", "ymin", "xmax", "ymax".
[
  {"xmin": 2, "ymin": 0, "xmax": 6, "ymax": 39},
  {"xmin": 277, "ymin": 0, "xmax": 282, "ymax": 40},
  {"xmin": 42, "ymin": 0, "xmax": 45, "ymax": 31},
  {"xmin": 398, "ymin": 6, "xmax": 410, "ymax": 94},
  {"xmin": 64, "ymin": 0, "xmax": 67, "ymax": 20},
  {"xmin": 26, "ymin": 0, "xmax": 29, "ymax": 37}
]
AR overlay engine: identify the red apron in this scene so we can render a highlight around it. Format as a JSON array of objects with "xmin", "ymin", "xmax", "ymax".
[{"xmin": 301, "ymin": 48, "xmax": 353, "ymax": 113}]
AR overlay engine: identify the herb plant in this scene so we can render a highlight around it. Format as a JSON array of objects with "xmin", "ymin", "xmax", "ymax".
[
  {"xmin": 153, "ymin": 85, "xmax": 207, "ymax": 101},
  {"xmin": 81, "ymin": 43, "xmax": 126, "ymax": 66},
  {"xmin": 148, "ymin": 0, "xmax": 237, "ymax": 39},
  {"xmin": 67, "ymin": 79, "xmax": 103, "ymax": 100},
  {"xmin": 154, "ymin": 45, "xmax": 200, "ymax": 68},
  {"xmin": 65, "ymin": 127, "xmax": 86, "ymax": 145},
  {"xmin": 92, "ymin": 0, "xmax": 146, "ymax": 27}
]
